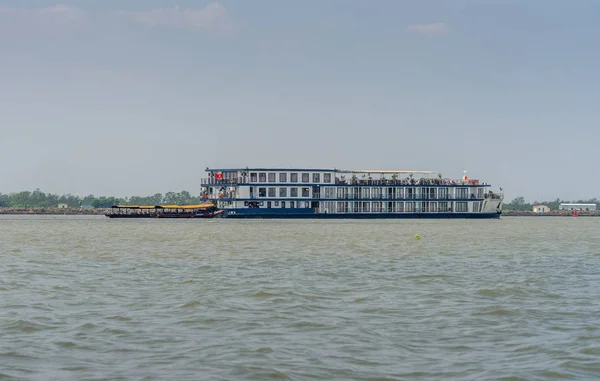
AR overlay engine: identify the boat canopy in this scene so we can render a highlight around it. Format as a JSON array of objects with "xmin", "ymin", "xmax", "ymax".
[{"xmin": 112, "ymin": 203, "xmax": 215, "ymax": 210}]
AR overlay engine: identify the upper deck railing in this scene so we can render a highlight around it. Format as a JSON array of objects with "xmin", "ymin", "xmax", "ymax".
[{"xmin": 201, "ymin": 177, "xmax": 488, "ymax": 186}]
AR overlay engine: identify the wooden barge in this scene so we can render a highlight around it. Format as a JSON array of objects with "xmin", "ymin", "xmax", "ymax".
[{"xmin": 105, "ymin": 203, "xmax": 223, "ymax": 219}]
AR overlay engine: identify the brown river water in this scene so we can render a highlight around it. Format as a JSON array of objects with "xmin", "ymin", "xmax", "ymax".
[{"xmin": 1, "ymin": 216, "xmax": 599, "ymax": 380}]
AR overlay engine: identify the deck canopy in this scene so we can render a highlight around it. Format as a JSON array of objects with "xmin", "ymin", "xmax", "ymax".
[
  {"xmin": 112, "ymin": 203, "xmax": 215, "ymax": 209},
  {"xmin": 206, "ymin": 167, "xmax": 439, "ymax": 175},
  {"xmin": 338, "ymin": 170, "xmax": 438, "ymax": 175}
]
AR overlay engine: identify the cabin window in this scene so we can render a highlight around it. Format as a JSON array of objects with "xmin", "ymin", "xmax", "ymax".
[
  {"xmin": 274, "ymin": 201, "xmax": 279, "ymax": 206},
  {"xmin": 250, "ymin": 173, "xmax": 257, "ymax": 182},
  {"xmin": 290, "ymin": 188, "xmax": 298, "ymax": 197},
  {"xmin": 279, "ymin": 188, "xmax": 287, "ymax": 197},
  {"xmin": 372, "ymin": 202, "xmax": 381, "ymax": 212},
  {"xmin": 279, "ymin": 173, "xmax": 287, "ymax": 182},
  {"xmin": 259, "ymin": 173, "xmax": 266, "ymax": 182},
  {"xmin": 313, "ymin": 173, "xmax": 321, "ymax": 183},
  {"xmin": 290, "ymin": 201, "xmax": 295, "ymax": 208},
  {"xmin": 281, "ymin": 201, "xmax": 286, "ymax": 208},
  {"xmin": 290, "ymin": 173, "xmax": 298, "ymax": 182},
  {"xmin": 268, "ymin": 173, "xmax": 276, "ymax": 182},
  {"xmin": 397, "ymin": 202, "xmax": 404, "ymax": 212},
  {"xmin": 302, "ymin": 173, "xmax": 309, "ymax": 182},
  {"xmin": 438, "ymin": 188, "xmax": 448, "ymax": 199},
  {"xmin": 258, "ymin": 188, "xmax": 266, "ymax": 197},
  {"xmin": 456, "ymin": 202, "xmax": 468, "ymax": 212},
  {"xmin": 268, "ymin": 188, "xmax": 276, "ymax": 197},
  {"xmin": 439, "ymin": 202, "xmax": 448, "ymax": 212},
  {"xmin": 363, "ymin": 202, "xmax": 370, "ymax": 212},
  {"xmin": 456, "ymin": 188, "xmax": 468, "ymax": 199},
  {"xmin": 324, "ymin": 173, "xmax": 332, "ymax": 183},
  {"xmin": 302, "ymin": 188, "xmax": 310, "ymax": 197}
]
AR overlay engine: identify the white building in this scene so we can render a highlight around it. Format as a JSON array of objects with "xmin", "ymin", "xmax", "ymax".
[
  {"xmin": 532, "ymin": 204, "xmax": 550, "ymax": 213},
  {"xmin": 559, "ymin": 203, "xmax": 597, "ymax": 211},
  {"xmin": 57, "ymin": 203, "xmax": 69, "ymax": 209}
]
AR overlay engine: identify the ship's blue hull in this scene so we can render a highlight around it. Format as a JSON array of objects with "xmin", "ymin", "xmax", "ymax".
[{"xmin": 221, "ymin": 208, "xmax": 500, "ymax": 219}]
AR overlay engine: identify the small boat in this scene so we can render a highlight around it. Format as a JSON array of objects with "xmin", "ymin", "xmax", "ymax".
[{"xmin": 105, "ymin": 203, "xmax": 223, "ymax": 219}]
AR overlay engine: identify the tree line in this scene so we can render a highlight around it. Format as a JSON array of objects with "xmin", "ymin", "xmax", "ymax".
[
  {"xmin": 503, "ymin": 197, "xmax": 599, "ymax": 211},
  {"xmin": 0, "ymin": 189, "xmax": 204, "ymax": 209},
  {"xmin": 2, "ymin": 190, "xmax": 598, "ymax": 211}
]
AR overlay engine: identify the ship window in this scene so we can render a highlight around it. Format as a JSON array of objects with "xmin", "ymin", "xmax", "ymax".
[
  {"xmin": 274, "ymin": 201, "xmax": 279, "ymax": 206},
  {"xmin": 258, "ymin": 188, "xmax": 266, "ymax": 197},
  {"xmin": 268, "ymin": 173, "xmax": 276, "ymax": 182},
  {"xmin": 290, "ymin": 201, "xmax": 295, "ymax": 208},
  {"xmin": 302, "ymin": 188, "xmax": 310, "ymax": 197},
  {"xmin": 268, "ymin": 188, "xmax": 276, "ymax": 197},
  {"xmin": 302, "ymin": 173, "xmax": 309, "ymax": 182},
  {"xmin": 363, "ymin": 202, "xmax": 370, "ymax": 212},
  {"xmin": 279, "ymin": 173, "xmax": 287, "ymax": 182},
  {"xmin": 439, "ymin": 202, "xmax": 448, "ymax": 212},
  {"xmin": 290, "ymin": 188, "xmax": 298, "ymax": 197},
  {"xmin": 290, "ymin": 173, "xmax": 298, "ymax": 182},
  {"xmin": 279, "ymin": 188, "xmax": 287, "ymax": 197},
  {"xmin": 259, "ymin": 173, "xmax": 266, "ymax": 182},
  {"xmin": 324, "ymin": 173, "xmax": 331, "ymax": 183},
  {"xmin": 456, "ymin": 202, "xmax": 468, "ymax": 212},
  {"xmin": 250, "ymin": 173, "xmax": 257, "ymax": 182},
  {"xmin": 313, "ymin": 173, "xmax": 320, "ymax": 182},
  {"xmin": 281, "ymin": 201, "xmax": 286, "ymax": 208}
]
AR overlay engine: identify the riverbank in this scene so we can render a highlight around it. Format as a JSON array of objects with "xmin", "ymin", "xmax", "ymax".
[
  {"xmin": 0, "ymin": 207, "xmax": 107, "ymax": 215},
  {"xmin": 503, "ymin": 210, "xmax": 600, "ymax": 217}
]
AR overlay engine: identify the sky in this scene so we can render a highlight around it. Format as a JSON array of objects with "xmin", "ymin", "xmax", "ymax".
[{"xmin": 1, "ymin": 0, "xmax": 599, "ymax": 202}]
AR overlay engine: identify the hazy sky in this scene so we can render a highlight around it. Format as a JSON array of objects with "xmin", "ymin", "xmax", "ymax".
[{"xmin": 1, "ymin": 0, "xmax": 599, "ymax": 201}]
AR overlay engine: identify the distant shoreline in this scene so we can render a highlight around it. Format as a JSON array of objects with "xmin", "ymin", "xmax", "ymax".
[
  {"xmin": 0, "ymin": 208, "xmax": 107, "ymax": 215},
  {"xmin": 502, "ymin": 211, "xmax": 600, "ymax": 217}
]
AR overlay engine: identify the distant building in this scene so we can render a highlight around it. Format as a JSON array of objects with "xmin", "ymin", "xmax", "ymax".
[
  {"xmin": 532, "ymin": 204, "xmax": 550, "ymax": 213},
  {"xmin": 559, "ymin": 203, "xmax": 597, "ymax": 211},
  {"xmin": 57, "ymin": 203, "xmax": 68, "ymax": 209},
  {"xmin": 80, "ymin": 204, "xmax": 93, "ymax": 209}
]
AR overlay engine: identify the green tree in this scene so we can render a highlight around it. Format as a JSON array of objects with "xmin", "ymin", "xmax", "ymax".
[{"xmin": 0, "ymin": 193, "xmax": 9, "ymax": 207}]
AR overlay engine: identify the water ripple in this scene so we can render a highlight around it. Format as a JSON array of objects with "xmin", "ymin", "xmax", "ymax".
[{"xmin": 1, "ymin": 216, "xmax": 600, "ymax": 380}]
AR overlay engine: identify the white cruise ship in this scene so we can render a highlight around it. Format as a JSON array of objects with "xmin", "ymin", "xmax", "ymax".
[{"xmin": 200, "ymin": 167, "xmax": 503, "ymax": 219}]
